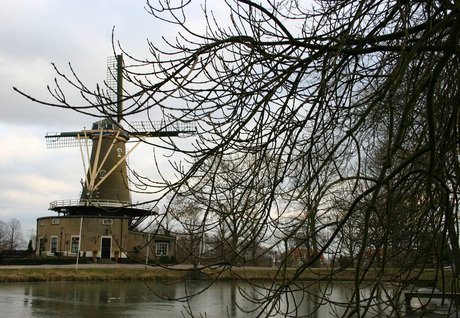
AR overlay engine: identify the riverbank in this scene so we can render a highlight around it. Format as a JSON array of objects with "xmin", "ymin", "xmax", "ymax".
[
  {"xmin": 0, "ymin": 263, "xmax": 440, "ymax": 284},
  {"xmin": 0, "ymin": 265, "xmax": 188, "ymax": 283}
]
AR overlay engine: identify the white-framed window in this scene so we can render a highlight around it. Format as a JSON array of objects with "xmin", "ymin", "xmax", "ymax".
[
  {"xmin": 40, "ymin": 220, "xmax": 44, "ymax": 226},
  {"xmin": 51, "ymin": 219, "xmax": 59, "ymax": 225},
  {"xmin": 71, "ymin": 236, "xmax": 80, "ymax": 254},
  {"xmin": 156, "ymin": 242, "xmax": 168, "ymax": 256},
  {"xmin": 103, "ymin": 219, "xmax": 113, "ymax": 226},
  {"xmin": 51, "ymin": 236, "xmax": 58, "ymax": 253}
]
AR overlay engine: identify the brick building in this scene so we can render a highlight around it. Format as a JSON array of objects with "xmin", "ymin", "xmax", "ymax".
[{"xmin": 36, "ymin": 214, "xmax": 175, "ymax": 261}]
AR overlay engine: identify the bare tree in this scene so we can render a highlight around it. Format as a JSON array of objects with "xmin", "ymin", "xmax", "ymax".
[
  {"xmin": 4, "ymin": 218, "xmax": 25, "ymax": 251},
  {"xmin": 0, "ymin": 220, "xmax": 7, "ymax": 251},
  {"xmin": 186, "ymin": 153, "xmax": 272, "ymax": 265},
  {"xmin": 168, "ymin": 195, "xmax": 204, "ymax": 266},
  {"xmin": 15, "ymin": 0, "xmax": 460, "ymax": 316}
]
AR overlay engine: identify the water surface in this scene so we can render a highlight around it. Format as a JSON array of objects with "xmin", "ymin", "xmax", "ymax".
[{"xmin": 0, "ymin": 280, "xmax": 455, "ymax": 317}]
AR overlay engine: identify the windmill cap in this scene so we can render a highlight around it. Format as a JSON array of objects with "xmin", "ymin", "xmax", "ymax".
[
  {"xmin": 91, "ymin": 118, "xmax": 129, "ymax": 140},
  {"xmin": 92, "ymin": 118, "xmax": 122, "ymax": 130}
]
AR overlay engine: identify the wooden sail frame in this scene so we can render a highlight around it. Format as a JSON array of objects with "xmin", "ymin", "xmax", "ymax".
[{"xmin": 74, "ymin": 128, "xmax": 147, "ymax": 199}]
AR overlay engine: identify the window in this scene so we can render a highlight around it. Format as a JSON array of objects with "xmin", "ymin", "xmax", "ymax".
[
  {"xmin": 103, "ymin": 219, "xmax": 113, "ymax": 226},
  {"xmin": 100, "ymin": 170, "xmax": 106, "ymax": 179},
  {"xmin": 156, "ymin": 242, "xmax": 168, "ymax": 256},
  {"xmin": 51, "ymin": 219, "xmax": 59, "ymax": 225},
  {"xmin": 51, "ymin": 236, "xmax": 58, "ymax": 253},
  {"xmin": 71, "ymin": 236, "xmax": 80, "ymax": 254},
  {"xmin": 38, "ymin": 238, "xmax": 44, "ymax": 256}
]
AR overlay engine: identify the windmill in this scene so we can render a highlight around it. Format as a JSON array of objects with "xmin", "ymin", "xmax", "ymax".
[{"xmin": 45, "ymin": 55, "xmax": 195, "ymax": 229}]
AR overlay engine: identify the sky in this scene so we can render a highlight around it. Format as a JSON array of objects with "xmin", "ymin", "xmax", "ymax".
[{"xmin": 0, "ymin": 0, "xmax": 203, "ymax": 236}]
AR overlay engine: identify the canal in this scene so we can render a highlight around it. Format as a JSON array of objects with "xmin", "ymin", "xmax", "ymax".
[{"xmin": 0, "ymin": 280, "xmax": 455, "ymax": 317}]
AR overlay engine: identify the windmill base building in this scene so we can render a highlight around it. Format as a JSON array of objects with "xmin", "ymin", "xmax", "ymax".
[{"xmin": 36, "ymin": 215, "xmax": 175, "ymax": 262}]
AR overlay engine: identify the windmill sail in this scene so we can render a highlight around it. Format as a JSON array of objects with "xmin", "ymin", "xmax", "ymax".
[
  {"xmin": 106, "ymin": 55, "xmax": 124, "ymax": 123},
  {"xmin": 128, "ymin": 121, "xmax": 196, "ymax": 137},
  {"xmin": 45, "ymin": 131, "xmax": 92, "ymax": 148}
]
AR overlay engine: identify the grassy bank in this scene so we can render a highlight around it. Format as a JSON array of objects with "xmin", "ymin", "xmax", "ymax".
[
  {"xmin": 0, "ymin": 266, "xmax": 440, "ymax": 284},
  {"xmin": 0, "ymin": 267, "xmax": 187, "ymax": 283}
]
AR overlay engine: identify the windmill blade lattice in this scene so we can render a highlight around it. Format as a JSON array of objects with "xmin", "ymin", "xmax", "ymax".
[
  {"xmin": 128, "ymin": 121, "xmax": 196, "ymax": 137},
  {"xmin": 45, "ymin": 131, "xmax": 92, "ymax": 148}
]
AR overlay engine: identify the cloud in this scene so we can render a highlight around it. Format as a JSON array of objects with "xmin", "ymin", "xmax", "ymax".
[
  {"xmin": 0, "ymin": 125, "xmax": 82, "ymax": 230},
  {"xmin": 0, "ymin": 128, "xmax": 81, "ymax": 198}
]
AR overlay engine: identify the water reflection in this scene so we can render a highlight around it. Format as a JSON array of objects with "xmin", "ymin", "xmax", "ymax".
[{"xmin": 0, "ymin": 280, "xmax": 456, "ymax": 317}]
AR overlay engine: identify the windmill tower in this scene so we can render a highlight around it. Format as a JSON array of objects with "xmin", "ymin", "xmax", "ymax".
[{"xmin": 45, "ymin": 55, "xmax": 195, "ymax": 230}]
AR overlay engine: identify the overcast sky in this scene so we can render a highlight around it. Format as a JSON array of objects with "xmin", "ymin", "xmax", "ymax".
[{"xmin": 0, "ymin": 0, "xmax": 202, "ymax": 236}]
